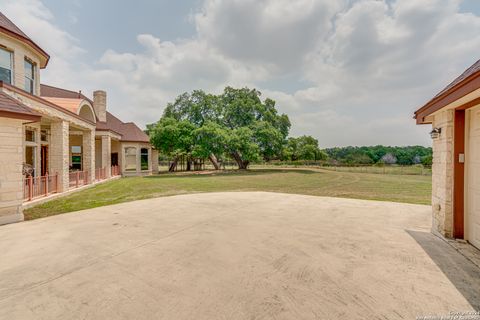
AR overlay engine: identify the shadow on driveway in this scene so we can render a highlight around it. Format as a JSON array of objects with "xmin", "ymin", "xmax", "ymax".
[{"xmin": 407, "ymin": 230, "xmax": 480, "ymax": 311}]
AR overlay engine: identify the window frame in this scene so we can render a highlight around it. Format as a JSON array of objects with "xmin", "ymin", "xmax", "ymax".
[
  {"xmin": 0, "ymin": 47, "xmax": 13, "ymax": 85},
  {"xmin": 24, "ymin": 57, "xmax": 35, "ymax": 94},
  {"xmin": 140, "ymin": 148, "xmax": 149, "ymax": 171}
]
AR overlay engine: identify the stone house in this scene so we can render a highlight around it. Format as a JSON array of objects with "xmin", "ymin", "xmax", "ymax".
[
  {"xmin": 0, "ymin": 12, "xmax": 158, "ymax": 225},
  {"xmin": 415, "ymin": 59, "xmax": 480, "ymax": 249}
]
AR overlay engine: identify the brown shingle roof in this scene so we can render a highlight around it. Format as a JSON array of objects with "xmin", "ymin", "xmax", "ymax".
[
  {"xmin": 97, "ymin": 112, "xmax": 150, "ymax": 143},
  {"xmin": 40, "ymin": 84, "xmax": 92, "ymax": 104},
  {"xmin": 0, "ymin": 11, "xmax": 29, "ymax": 39},
  {"xmin": 433, "ymin": 59, "xmax": 480, "ymax": 99},
  {"xmin": 0, "ymin": 12, "xmax": 49, "ymax": 68},
  {"xmin": 0, "ymin": 91, "xmax": 40, "ymax": 121},
  {"xmin": 41, "ymin": 83, "xmax": 150, "ymax": 143},
  {"xmin": 415, "ymin": 59, "xmax": 480, "ymax": 124}
]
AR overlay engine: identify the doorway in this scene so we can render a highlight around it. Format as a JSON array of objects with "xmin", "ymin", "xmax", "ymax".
[
  {"xmin": 111, "ymin": 153, "xmax": 119, "ymax": 166},
  {"xmin": 41, "ymin": 145, "xmax": 48, "ymax": 176}
]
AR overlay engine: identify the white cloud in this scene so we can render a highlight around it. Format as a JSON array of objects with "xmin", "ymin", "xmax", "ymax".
[{"xmin": 2, "ymin": 0, "xmax": 480, "ymax": 147}]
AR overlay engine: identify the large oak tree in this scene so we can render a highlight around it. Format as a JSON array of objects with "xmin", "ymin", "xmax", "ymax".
[{"xmin": 149, "ymin": 87, "xmax": 291, "ymax": 170}]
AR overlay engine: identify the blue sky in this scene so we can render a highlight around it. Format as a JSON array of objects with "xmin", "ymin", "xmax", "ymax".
[{"xmin": 2, "ymin": 0, "xmax": 480, "ymax": 147}]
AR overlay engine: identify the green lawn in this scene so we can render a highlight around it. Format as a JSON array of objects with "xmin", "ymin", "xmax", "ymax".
[{"xmin": 24, "ymin": 168, "xmax": 432, "ymax": 220}]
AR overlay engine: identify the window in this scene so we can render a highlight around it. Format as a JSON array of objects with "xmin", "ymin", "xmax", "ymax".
[
  {"xmin": 25, "ymin": 128, "xmax": 36, "ymax": 142},
  {"xmin": 40, "ymin": 129, "xmax": 49, "ymax": 143},
  {"xmin": 125, "ymin": 147, "xmax": 137, "ymax": 171},
  {"xmin": 25, "ymin": 146, "xmax": 36, "ymax": 176},
  {"xmin": 71, "ymin": 146, "xmax": 82, "ymax": 153},
  {"xmin": 141, "ymin": 148, "xmax": 149, "ymax": 170},
  {"xmin": 71, "ymin": 146, "xmax": 82, "ymax": 170},
  {"xmin": 0, "ymin": 48, "xmax": 12, "ymax": 84},
  {"xmin": 24, "ymin": 59, "xmax": 35, "ymax": 94}
]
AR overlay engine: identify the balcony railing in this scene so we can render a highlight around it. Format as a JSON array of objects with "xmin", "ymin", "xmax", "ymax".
[{"xmin": 23, "ymin": 173, "xmax": 59, "ymax": 201}]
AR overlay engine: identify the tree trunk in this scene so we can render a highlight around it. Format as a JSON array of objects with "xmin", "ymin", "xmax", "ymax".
[
  {"xmin": 208, "ymin": 154, "xmax": 220, "ymax": 170},
  {"xmin": 231, "ymin": 152, "xmax": 249, "ymax": 170},
  {"xmin": 169, "ymin": 157, "xmax": 179, "ymax": 172},
  {"xmin": 186, "ymin": 160, "xmax": 192, "ymax": 171}
]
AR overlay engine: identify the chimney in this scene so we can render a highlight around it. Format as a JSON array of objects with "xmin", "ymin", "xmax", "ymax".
[{"xmin": 93, "ymin": 90, "xmax": 107, "ymax": 122}]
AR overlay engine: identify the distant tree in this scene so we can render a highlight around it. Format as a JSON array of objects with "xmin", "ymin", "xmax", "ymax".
[
  {"xmin": 283, "ymin": 135, "xmax": 326, "ymax": 161},
  {"xmin": 421, "ymin": 155, "xmax": 433, "ymax": 167}
]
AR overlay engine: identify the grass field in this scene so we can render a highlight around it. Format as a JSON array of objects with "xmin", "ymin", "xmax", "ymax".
[{"xmin": 24, "ymin": 168, "xmax": 432, "ymax": 221}]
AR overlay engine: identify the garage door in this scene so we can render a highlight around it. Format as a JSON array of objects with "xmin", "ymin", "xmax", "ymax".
[{"xmin": 466, "ymin": 105, "xmax": 480, "ymax": 249}]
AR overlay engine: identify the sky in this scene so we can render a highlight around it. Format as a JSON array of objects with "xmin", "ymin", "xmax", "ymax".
[{"xmin": 1, "ymin": 0, "xmax": 480, "ymax": 148}]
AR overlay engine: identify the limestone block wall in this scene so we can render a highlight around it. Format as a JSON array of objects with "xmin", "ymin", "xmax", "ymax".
[
  {"xmin": 431, "ymin": 109, "xmax": 454, "ymax": 237},
  {"xmin": 0, "ymin": 118, "xmax": 25, "ymax": 224},
  {"xmin": 152, "ymin": 149, "xmax": 159, "ymax": 174},
  {"xmin": 50, "ymin": 121, "xmax": 69, "ymax": 192},
  {"xmin": 120, "ymin": 142, "xmax": 153, "ymax": 176},
  {"xmin": 101, "ymin": 135, "xmax": 112, "ymax": 178},
  {"xmin": 83, "ymin": 130, "xmax": 95, "ymax": 182}
]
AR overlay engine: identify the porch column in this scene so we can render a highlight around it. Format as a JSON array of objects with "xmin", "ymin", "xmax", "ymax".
[
  {"xmin": 431, "ymin": 109, "xmax": 454, "ymax": 238},
  {"xmin": 152, "ymin": 149, "xmax": 159, "ymax": 174},
  {"xmin": 83, "ymin": 129, "xmax": 95, "ymax": 183},
  {"xmin": 50, "ymin": 120, "xmax": 69, "ymax": 192},
  {"xmin": 101, "ymin": 135, "xmax": 111, "ymax": 178}
]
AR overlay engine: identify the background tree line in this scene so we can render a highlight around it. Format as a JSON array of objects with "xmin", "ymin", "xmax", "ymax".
[
  {"xmin": 148, "ymin": 87, "xmax": 432, "ymax": 171},
  {"xmin": 322, "ymin": 145, "xmax": 432, "ymax": 166}
]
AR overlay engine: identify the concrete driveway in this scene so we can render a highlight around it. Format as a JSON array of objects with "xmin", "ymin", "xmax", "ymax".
[{"xmin": 0, "ymin": 192, "xmax": 479, "ymax": 319}]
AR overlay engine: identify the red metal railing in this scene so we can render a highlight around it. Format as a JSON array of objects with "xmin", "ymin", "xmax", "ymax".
[
  {"xmin": 69, "ymin": 170, "xmax": 89, "ymax": 189},
  {"xmin": 23, "ymin": 173, "xmax": 59, "ymax": 201},
  {"xmin": 95, "ymin": 167, "xmax": 107, "ymax": 181},
  {"xmin": 111, "ymin": 165, "xmax": 120, "ymax": 176}
]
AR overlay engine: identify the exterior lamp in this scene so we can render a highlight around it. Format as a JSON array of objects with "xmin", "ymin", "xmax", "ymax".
[{"xmin": 430, "ymin": 127, "xmax": 441, "ymax": 139}]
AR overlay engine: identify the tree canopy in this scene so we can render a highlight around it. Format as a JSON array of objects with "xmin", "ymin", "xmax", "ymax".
[
  {"xmin": 282, "ymin": 136, "xmax": 327, "ymax": 161},
  {"xmin": 149, "ymin": 87, "xmax": 291, "ymax": 170},
  {"xmin": 324, "ymin": 145, "xmax": 432, "ymax": 166}
]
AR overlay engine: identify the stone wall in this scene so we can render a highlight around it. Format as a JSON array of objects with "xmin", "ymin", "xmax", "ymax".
[
  {"xmin": 0, "ymin": 118, "xmax": 25, "ymax": 224},
  {"xmin": 50, "ymin": 121, "xmax": 70, "ymax": 192},
  {"xmin": 120, "ymin": 142, "xmax": 153, "ymax": 176},
  {"xmin": 431, "ymin": 109, "xmax": 454, "ymax": 237}
]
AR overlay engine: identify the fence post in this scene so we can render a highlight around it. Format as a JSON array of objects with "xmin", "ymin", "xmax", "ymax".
[
  {"xmin": 76, "ymin": 171, "xmax": 79, "ymax": 188},
  {"xmin": 44, "ymin": 173, "xmax": 48, "ymax": 197},
  {"xmin": 28, "ymin": 175, "xmax": 33, "ymax": 201}
]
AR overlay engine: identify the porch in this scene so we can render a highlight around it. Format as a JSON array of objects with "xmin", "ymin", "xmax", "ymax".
[
  {"xmin": 23, "ymin": 165, "xmax": 120, "ymax": 202},
  {"xmin": 22, "ymin": 118, "xmax": 121, "ymax": 203}
]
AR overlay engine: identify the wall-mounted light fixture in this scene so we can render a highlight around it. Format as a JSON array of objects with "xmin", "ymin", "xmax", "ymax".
[{"xmin": 430, "ymin": 127, "xmax": 441, "ymax": 139}]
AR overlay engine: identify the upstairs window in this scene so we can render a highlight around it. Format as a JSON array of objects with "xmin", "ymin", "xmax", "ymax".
[
  {"xmin": 24, "ymin": 59, "xmax": 35, "ymax": 94},
  {"xmin": 0, "ymin": 48, "xmax": 12, "ymax": 84}
]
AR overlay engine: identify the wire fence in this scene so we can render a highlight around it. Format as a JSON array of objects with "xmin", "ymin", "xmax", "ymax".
[{"xmin": 157, "ymin": 159, "xmax": 431, "ymax": 176}]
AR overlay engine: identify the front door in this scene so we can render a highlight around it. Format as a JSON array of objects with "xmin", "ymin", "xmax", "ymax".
[
  {"xmin": 466, "ymin": 105, "xmax": 480, "ymax": 249},
  {"xmin": 41, "ymin": 145, "xmax": 48, "ymax": 176}
]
